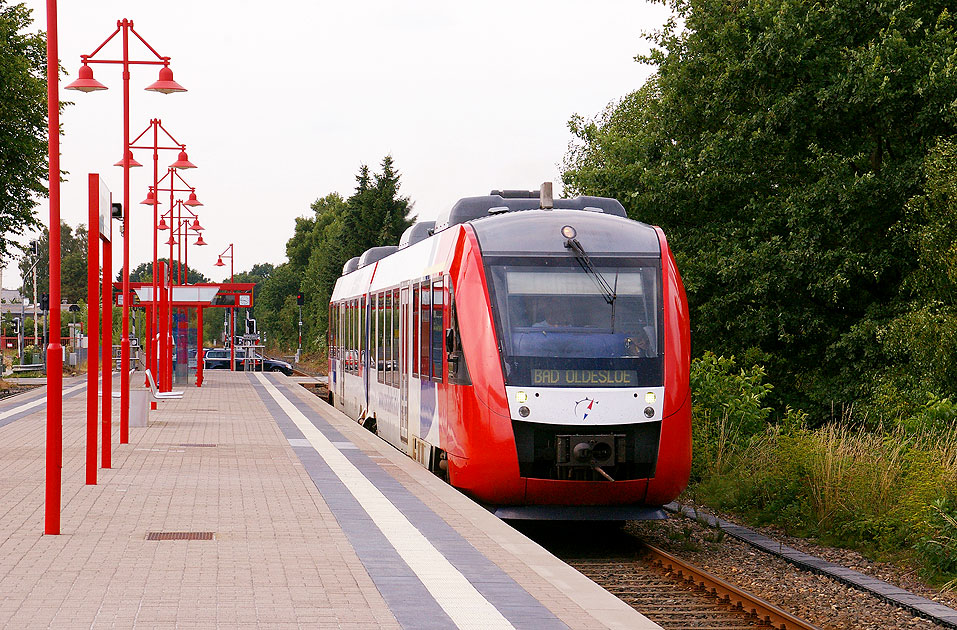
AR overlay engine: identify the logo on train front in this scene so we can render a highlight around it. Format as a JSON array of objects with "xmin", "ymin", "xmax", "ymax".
[{"xmin": 575, "ymin": 397, "xmax": 598, "ymax": 421}]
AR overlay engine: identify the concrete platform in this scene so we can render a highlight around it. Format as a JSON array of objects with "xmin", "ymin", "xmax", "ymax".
[{"xmin": 0, "ymin": 371, "xmax": 658, "ymax": 629}]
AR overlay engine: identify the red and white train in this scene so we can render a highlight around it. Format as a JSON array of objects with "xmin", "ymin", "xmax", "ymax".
[{"xmin": 328, "ymin": 189, "xmax": 690, "ymax": 518}]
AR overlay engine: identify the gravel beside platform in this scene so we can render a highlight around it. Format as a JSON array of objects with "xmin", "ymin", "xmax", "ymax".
[{"xmin": 630, "ymin": 505, "xmax": 956, "ymax": 630}]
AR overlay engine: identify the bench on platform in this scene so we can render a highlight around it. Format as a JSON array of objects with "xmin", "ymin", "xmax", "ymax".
[{"xmin": 145, "ymin": 369, "xmax": 184, "ymax": 400}]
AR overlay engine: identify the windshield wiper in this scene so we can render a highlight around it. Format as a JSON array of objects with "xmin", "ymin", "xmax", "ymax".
[{"xmin": 565, "ymin": 237, "xmax": 616, "ymax": 305}]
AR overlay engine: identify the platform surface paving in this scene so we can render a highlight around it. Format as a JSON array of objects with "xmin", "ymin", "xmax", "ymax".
[{"xmin": 0, "ymin": 371, "xmax": 657, "ymax": 629}]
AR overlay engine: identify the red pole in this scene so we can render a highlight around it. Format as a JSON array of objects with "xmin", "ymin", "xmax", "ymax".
[
  {"xmin": 144, "ymin": 304, "xmax": 151, "ymax": 386},
  {"xmin": 157, "ymin": 261, "xmax": 165, "ymax": 390},
  {"xmin": 102, "ymin": 238, "xmax": 112, "ymax": 468},
  {"xmin": 86, "ymin": 175, "xmax": 99, "ymax": 485},
  {"xmin": 230, "ymin": 307, "xmax": 235, "ymax": 371},
  {"xmin": 119, "ymin": 19, "xmax": 131, "ymax": 446},
  {"xmin": 196, "ymin": 306, "xmax": 204, "ymax": 386},
  {"xmin": 44, "ymin": 0, "xmax": 62, "ymax": 535},
  {"xmin": 150, "ymin": 120, "xmax": 159, "ymax": 393},
  {"xmin": 229, "ymin": 248, "xmax": 235, "ymax": 371}
]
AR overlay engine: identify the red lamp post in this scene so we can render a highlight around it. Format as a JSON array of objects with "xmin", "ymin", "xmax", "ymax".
[
  {"xmin": 131, "ymin": 121, "xmax": 196, "ymax": 402},
  {"xmin": 157, "ymin": 200, "xmax": 205, "ymax": 284},
  {"xmin": 214, "ymin": 244, "xmax": 235, "ymax": 370},
  {"xmin": 156, "ymin": 200, "xmax": 205, "ymax": 390},
  {"xmin": 65, "ymin": 20, "xmax": 186, "ymax": 447},
  {"xmin": 43, "ymin": 0, "xmax": 62, "ymax": 535}
]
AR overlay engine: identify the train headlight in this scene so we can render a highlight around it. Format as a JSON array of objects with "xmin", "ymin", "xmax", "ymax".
[
  {"xmin": 644, "ymin": 391, "xmax": 656, "ymax": 404},
  {"xmin": 644, "ymin": 406, "xmax": 655, "ymax": 418},
  {"xmin": 516, "ymin": 391, "xmax": 528, "ymax": 403},
  {"xmin": 519, "ymin": 406, "xmax": 530, "ymax": 418},
  {"xmin": 561, "ymin": 225, "xmax": 576, "ymax": 239}
]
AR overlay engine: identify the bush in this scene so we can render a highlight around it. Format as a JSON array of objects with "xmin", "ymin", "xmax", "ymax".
[
  {"xmin": 915, "ymin": 498, "xmax": 957, "ymax": 583},
  {"xmin": 690, "ymin": 353, "xmax": 774, "ymax": 481},
  {"xmin": 694, "ymin": 421, "xmax": 957, "ymax": 578}
]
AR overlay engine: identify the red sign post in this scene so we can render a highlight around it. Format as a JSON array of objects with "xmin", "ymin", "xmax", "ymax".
[{"xmin": 87, "ymin": 174, "xmax": 115, "ymax": 481}]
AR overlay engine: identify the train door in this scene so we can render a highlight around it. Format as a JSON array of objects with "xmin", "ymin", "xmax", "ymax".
[
  {"xmin": 337, "ymin": 302, "xmax": 345, "ymax": 402},
  {"xmin": 399, "ymin": 286, "xmax": 410, "ymax": 446}
]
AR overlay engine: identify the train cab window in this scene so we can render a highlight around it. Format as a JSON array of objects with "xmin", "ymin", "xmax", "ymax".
[
  {"xmin": 431, "ymin": 278, "xmax": 444, "ymax": 382},
  {"xmin": 487, "ymin": 258, "xmax": 663, "ymax": 387},
  {"xmin": 446, "ymin": 285, "xmax": 471, "ymax": 386},
  {"xmin": 420, "ymin": 282, "xmax": 431, "ymax": 380}
]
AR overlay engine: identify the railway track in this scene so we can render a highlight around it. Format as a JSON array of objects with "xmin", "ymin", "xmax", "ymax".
[
  {"xmin": 518, "ymin": 523, "xmax": 819, "ymax": 630},
  {"xmin": 568, "ymin": 542, "xmax": 819, "ymax": 630}
]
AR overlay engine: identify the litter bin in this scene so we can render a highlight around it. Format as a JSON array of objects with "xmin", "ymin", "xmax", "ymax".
[{"xmin": 130, "ymin": 390, "xmax": 150, "ymax": 427}]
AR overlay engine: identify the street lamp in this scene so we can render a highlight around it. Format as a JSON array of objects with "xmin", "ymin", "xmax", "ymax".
[
  {"xmin": 214, "ymin": 244, "xmax": 236, "ymax": 371},
  {"xmin": 65, "ymin": 19, "xmax": 186, "ymax": 446},
  {"xmin": 150, "ymin": 168, "xmax": 202, "ymax": 282},
  {"xmin": 157, "ymin": 200, "xmax": 205, "ymax": 284}
]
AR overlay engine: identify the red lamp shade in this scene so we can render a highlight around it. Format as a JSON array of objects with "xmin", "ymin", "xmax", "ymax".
[
  {"xmin": 145, "ymin": 65, "xmax": 187, "ymax": 94},
  {"xmin": 184, "ymin": 191, "xmax": 203, "ymax": 207},
  {"xmin": 114, "ymin": 151, "xmax": 142, "ymax": 168},
  {"xmin": 169, "ymin": 150, "xmax": 196, "ymax": 169},
  {"xmin": 195, "ymin": 235, "xmax": 207, "ymax": 246},
  {"xmin": 157, "ymin": 218, "xmax": 169, "ymax": 231},
  {"xmin": 214, "ymin": 256, "xmax": 225, "ymax": 267},
  {"xmin": 65, "ymin": 64, "xmax": 108, "ymax": 92},
  {"xmin": 190, "ymin": 218, "xmax": 204, "ymax": 232},
  {"xmin": 165, "ymin": 235, "xmax": 177, "ymax": 246},
  {"xmin": 140, "ymin": 190, "xmax": 159, "ymax": 206}
]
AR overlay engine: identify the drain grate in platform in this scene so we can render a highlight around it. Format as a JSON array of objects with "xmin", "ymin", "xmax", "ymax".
[
  {"xmin": 178, "ymin": 443, "xmax": 217, "ymax": 448},
  {"xmin": 146, "ymin": 531, "xmax": 214, "ymax": 541}
]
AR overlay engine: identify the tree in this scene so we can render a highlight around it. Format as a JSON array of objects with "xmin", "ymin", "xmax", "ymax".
[
  {"xmin": 253, "ymin": 156, "xmax": 415, "ymax": 351},
  {"xmin": 0, "ymin": 2, "xmax": 49, "ymax": 260},
  {"xmin": 879, "ymin": 138, "xmax": 957, "ymax": 408},
  {"xmin": 19, "ymin": 221, "xmax": 88, "ymax": 303},
  {"xmin": 563, "ymin": 0, "xmax": 957, "ymax": 416}
]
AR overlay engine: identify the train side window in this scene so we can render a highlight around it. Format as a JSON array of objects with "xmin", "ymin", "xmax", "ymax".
[
  {"xmin": 372, "ymin": 294, "xmax": 380, "ymax": 383},
  {"xmin": 431, "ymin": 278, "xmax": 444, "ymax": 382},
  {"xmin": 352, "ymin": 298, "xmax": 358, "ymax": 374},
  {"xmin": 346, "ymin": 300, "xmax": 356, "ymax": 374},
  {"xmin": 412, "ymin": 282, "xmax": 420, "ymax": 378},
  {"xmin": 420, "ymin": 282, "xmax": 431, "ymax": 381}
]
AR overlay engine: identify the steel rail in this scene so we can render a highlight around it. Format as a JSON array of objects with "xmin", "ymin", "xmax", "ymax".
[{"xmin": 639, "ymin": 541, "xmax": 821, "ymax": 630}]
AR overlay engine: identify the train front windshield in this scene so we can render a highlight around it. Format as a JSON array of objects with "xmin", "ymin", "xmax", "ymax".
[{"xmin": 487, "ymin": 257, "xmax": 664, "ymax": 388}]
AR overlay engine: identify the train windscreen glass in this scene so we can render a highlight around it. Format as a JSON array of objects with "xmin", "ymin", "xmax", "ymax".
[{"xmin": 487, "ymin": 258, "xmax": 663, "ymax": 388}]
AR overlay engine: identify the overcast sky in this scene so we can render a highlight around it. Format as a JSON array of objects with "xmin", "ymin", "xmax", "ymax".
[{"xmin": 10, "ymin": 0, "xmax": 670, "ymax": 288}]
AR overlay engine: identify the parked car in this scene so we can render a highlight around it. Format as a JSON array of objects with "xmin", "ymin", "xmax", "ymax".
[{"xmin": 203, "ymin": 348, "xmax": 294, "ymax": 376}]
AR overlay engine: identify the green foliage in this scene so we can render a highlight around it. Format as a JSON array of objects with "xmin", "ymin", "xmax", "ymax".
[
  {"xmin": 0, "ymin": 1, "xmax": 49, "ymax": 259},
  {"xmin": 695, "ymin": 419, "xmax": 957, "ymax": 580},
  {"xmin": 563, "ymin": 0, "xmax": 957, "ymax": 417},
  {"xmin": 876, "ymin": 139, "xmax": 957, "ymax": 417},
  {"xmin": 915, "ymin": 498, "xmax": 957, "ymax": 581},
  {"xmin": 690, "ymin": 353, "xmax": 774, "ymax": 480},
  {"xmin": 19, "ymin": 221, "xmax": 88, "ymax": 303},
  {"xmin": 254, "ymin": 156, "xmax": 414, "ymax": 351}
]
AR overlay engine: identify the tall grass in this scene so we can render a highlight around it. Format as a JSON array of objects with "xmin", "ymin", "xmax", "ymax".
[{"xmin": 689, "ymin": 354, "xmax": 957, "ymax": 583}]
